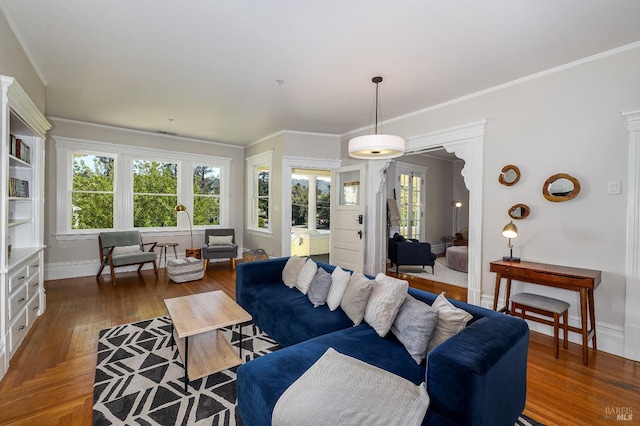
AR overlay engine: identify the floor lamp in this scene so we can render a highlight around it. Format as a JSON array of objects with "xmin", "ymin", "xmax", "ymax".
[
  {"xmin": 175, "ymin": 204, "xmax": 193, "ymax": 248},
  {"xmin": 453, "ymin": 201, "xmax": 462, "ymax": 234}
]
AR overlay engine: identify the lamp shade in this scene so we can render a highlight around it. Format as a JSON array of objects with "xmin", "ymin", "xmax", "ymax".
[
  {"xmin": 502, "ymin": 221, "xmax": 518, "ymax": 239},
  {"xmin": 348, "ymin": 134, "xmax": 405, "ymax": 159},
  {"xmin": 175, "ymin": 204, "xmax": 187, "ymax": 212}
]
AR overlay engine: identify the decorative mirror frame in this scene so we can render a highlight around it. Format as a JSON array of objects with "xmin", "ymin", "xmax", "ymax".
[
  {"xmin": 499, "ymin": 164, "xmax": 521, "ymax": 186},
  {"xmin": 508, "ymin": 203, "xmax": 531, "ymax": 220},
  {"xmin": 542, "ymin": 173, "xmax": 581, "ymax": 202}
]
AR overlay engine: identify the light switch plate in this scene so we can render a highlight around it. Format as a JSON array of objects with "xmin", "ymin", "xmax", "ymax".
[{"xmin": 608, "ymin": 180, "xmax": 622, "ymax": 195}]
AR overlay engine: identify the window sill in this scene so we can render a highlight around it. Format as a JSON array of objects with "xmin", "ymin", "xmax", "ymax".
[
  {"xmin": 247, "ymin": 228, "xmax": 273, "ymax": 238},
  {"xmin": 54, "ymin": 228, "xmax": 193, "ymax": 241}
]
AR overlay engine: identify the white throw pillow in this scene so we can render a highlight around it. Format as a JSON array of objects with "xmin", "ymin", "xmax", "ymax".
[
  {"xmin": 208, "ymin": 235, "xmax": 233, "ymax": 245},
  {"xmin": 295, "ymin": 259, "xmax": 318, "ymax": 295},
  {"xmin": 326, "ymin": 266, "xmax": 351, "ymax": 311},
  {"xmin": 282, "ymin": 256, "xmax": 307, "ymax": 288},
  {"xmin": 364, "ymin": 273, "xmax": 409, "ymax": 337},
  {"xmin": 427, "ymin": 292, "xmax": 473, "ymax": 351},
  {"xmin": 112, "ymin": 245, "xmax": 142, "ymax": 255}
]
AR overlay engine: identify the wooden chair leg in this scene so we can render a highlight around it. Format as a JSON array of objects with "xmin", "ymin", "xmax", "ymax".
[
  {"xmin": 110, "ymin": 265, "xmax": 116, "ymax": 285},
  {"xmin": 96, "ymin": 260, "xmax": 106, "ymax": 279},
  {"xmin": 553, "ymin": 313, "xmax": 560, "ymax": 359},
  {"xmin": 153, "ymin": 261, "xmax": 158, "ymax": 278},
  {"xmin": 204, "ymin": 259, "xmax": 209, "ymax": 270},
  {"xmin": 563, "ymin": 310, "xmax": 569, "ymax": 349},
  {"xmin": 231, "ymin": 257, "xmax": 236, "ymax": 270}
]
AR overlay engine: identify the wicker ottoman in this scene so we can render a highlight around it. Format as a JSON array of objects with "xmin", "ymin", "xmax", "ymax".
[
  {"xmin": 243, "ymin": 249, "xmax": 268, "ymax": 263},
  {"xmin": 167, "ymin": 257, "xmax": 204, "ymax": 283}
]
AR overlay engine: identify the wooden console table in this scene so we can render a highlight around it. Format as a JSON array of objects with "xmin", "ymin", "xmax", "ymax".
[{"xmin": 490, "ymin": 259, "xmax": 601, "ymax": 365}]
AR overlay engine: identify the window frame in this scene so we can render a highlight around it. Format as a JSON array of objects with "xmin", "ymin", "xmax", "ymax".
[
  {"xmin": 55, "ymin": 137, "xmax": 231, "ymax": 239},
  {"xmin": 246, "ymin": 150, "xmax": 273, "ymax": 236}
]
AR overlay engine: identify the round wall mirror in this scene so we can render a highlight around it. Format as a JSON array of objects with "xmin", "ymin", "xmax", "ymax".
[
  {"xmin": 499, "ymin": 165, "xmax": 521, "ymax": 186},
  {"xmin": 508, "ymin": 203, "xmax": 531, "ymax": 220},
  {"xmin": 542, "ymin": 173, "xmax": 581, "ymax": 202}
]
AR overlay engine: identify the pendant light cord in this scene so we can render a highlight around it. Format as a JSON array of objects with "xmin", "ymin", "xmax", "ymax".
[{"xmin": 374, "ymin": 80, "xmax": 379, "ymax": 135}]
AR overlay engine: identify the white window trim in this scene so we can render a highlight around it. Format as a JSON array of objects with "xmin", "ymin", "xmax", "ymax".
[
  {"xmin": 246, "ymin": 150, "xmax": 273, "ymax": 237},
  {"xmin": 55, "ymin": 136, "xmax": 231, "ymax": 240}
]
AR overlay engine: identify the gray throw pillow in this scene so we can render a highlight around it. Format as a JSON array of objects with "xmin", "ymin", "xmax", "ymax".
[
  {"xmin": 307, "ymin": 268, "xmax": 333, "ymax": 307},
  {"xmin": 282, "ymin": 256, "xmax": 307, "ymax": 288},
  {"xmin": 391, "ymin": 295, "xmax": 440, "ymax": 364},
  {"xmin": 340, "ymin": 272, "xmax": 374, "ymax": 325}
]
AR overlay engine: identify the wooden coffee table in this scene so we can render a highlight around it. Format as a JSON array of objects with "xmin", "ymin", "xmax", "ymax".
[{"xmin": 164, "ymin": 290, "xmax": 252, "ymax": 391}]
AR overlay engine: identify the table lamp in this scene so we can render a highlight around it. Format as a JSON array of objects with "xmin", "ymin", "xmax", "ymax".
[{"xmin": 502, "ymin": 221, "xmax": 520, "ymax": 262}]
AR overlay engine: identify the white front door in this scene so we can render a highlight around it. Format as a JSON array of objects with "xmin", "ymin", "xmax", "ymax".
[{"xmin": 330, "ymin": 164, "xmax": 366, "ymax": 271}]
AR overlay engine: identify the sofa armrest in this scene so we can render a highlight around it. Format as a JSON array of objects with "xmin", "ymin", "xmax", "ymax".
[
  {"xmin": 236, "ymin": 257, "xmax": 288, "ymax": 307},
  {"xmin": 425, "ymin": 314, "xmax": 529, "ymax": 426}
]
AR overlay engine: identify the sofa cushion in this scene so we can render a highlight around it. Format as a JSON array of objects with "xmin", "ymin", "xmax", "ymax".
[
  {"xmin": 364, "ymin": 273, "xmax": 409, "ymax": 337},
  {"xmin": 237, "ymin": 323, "xmax": 425, "ymax": 426},
  {"xmin": 295, "ymin": 259, "xmax": 318, "ymax": 295},
  {"xmin": 307, "ymin": 268, "xmax": 332, "ymax": 307},
  {"xmin": 239, "ymin": 281, "xmax": 352, "ymax": 347},
  {"xmin": 428, "ymin": 292, "xmax": 473, "ymax": 351},
  {"xmin": 391, "ymin": 295, "xmax": 439, "ymax": 364},
  {"xmin": 208, "ymin": 235, "xmax": 233, "ymax": 245},
  {"xmin": 340, "ymin": 272, "xmax": 373, "ymax": 326},
  {"xmin": 282, "ymin": 256, "xmax": 306, "ymax": 288},
  {"xmin": 326, "ymin": 266, "xmax": 350, "ymax": 311}
]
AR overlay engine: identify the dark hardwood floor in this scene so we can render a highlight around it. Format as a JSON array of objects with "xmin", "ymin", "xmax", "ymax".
[{"xmin": 0, "ymin": 262, "xmax": 638, "ymax": 425}]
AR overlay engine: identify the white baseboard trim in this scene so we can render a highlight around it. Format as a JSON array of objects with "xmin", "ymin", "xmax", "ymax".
[
  {"xmin": 45, "ymin": 255, "xmax": 242, "ymax": 281},
  {"xmin": 480, "ymin": 293, "xmax": 624, "ymax": 358},
  {"xmin": 432, "ymin": 243, "xmax": 447, "ymax": 255}
]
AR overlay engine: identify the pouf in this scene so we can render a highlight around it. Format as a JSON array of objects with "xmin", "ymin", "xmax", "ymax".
[
  {"xmin": 243, "ymin": 248, "xmax": 268, "ymax": 263},
  {"xmin": 446, "ymin": 246, "xmax": 468, "ymax": 273},
  {"xmin": 167, "ymin": 257, "xmax": 204, "ymax": 283}
]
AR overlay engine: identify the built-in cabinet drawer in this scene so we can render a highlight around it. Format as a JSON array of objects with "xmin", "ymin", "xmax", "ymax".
[
  {"xmin": 8, "ymin": 285, "xmax": 28, "ymax": 322},
  {"xmin": 27, "ymin": 295, "xmax": 40, "ymax": 323},
  {"xmin": 8, "ymin": 266, "xmax": 28, "ymax": 293},
  {"xmin": 8, "ymin": 309, "xmax": 28, "ymax": 357},
  {"xmin": 27, "ymin": 273, "xmax": 39, "ymax": 299},
  {"xmin": 27, "ymin": 259, "xmax": 40, "ymax": 277}
]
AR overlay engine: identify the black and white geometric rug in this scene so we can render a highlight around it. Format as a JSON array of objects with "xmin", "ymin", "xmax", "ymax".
[
  {"xmin": 93, "ymin": 316, "xmax": 543, "ymax": 426},
  {"xmin": 93, "ymin": 316, "xmax": 279, "ymax": 425}
]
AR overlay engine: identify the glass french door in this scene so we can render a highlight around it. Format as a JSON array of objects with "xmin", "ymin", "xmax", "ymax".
[{"xmin": 396, "ymin": 165, "xmax": 425, "ymax": 240}]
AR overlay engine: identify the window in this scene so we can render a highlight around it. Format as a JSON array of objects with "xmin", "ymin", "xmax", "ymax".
[
  {"xmin": 55, "ymin": 138, "xmax": 231, "ymax": 237},
  {"xmin": 193, "ymin": 165, "xmax": 221, "ymax": 226},
  {"xmin": 133, "ymin": 160, "xmax": 178, "ymax": 227},
  {"xmin": 246, "ymin": 151, "xmax": 273, "ymax": 234},
  {"xmin": 72, "ymin": 154, "xmax": 114, "ymax": 229}
]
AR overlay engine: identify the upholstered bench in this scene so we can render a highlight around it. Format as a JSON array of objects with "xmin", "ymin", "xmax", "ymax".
[
  {"xmin": 510, "ymin": 292, "xmax": 570, "ymax": 358},
  {"xmin": 167, "ymin": 257, "xmax": 204, "ymax": 283}
]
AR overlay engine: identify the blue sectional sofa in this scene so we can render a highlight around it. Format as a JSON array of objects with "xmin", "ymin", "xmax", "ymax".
[{"xmin": 236, "ymin": 257, "xmax": 529, "ymax": 426}]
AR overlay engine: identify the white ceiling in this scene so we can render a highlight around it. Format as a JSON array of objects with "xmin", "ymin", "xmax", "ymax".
[{"xmin": 2, "ymin": 1, "xmax": 640, "ymax": 146}]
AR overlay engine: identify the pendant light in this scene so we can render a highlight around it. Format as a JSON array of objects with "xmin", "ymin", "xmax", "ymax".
[{"xmin": 348, "ymin": 76, "xmax": 405, "ymax": 159}]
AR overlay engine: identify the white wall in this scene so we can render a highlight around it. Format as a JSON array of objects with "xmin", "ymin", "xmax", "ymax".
[
  {"xmin": 0, "ymin": 8, "xmax": 45, "ymax": 111},
  {"xmin": 44, "ymin": 118, "xmax": 245, "ymax": 278},
  {"xmin": 348, "ymin": 45, "xmax": 640, "ymax": 357},
  {"xmin": 244, "ymin": 131, "xmax": 342, "ymax": 258}
]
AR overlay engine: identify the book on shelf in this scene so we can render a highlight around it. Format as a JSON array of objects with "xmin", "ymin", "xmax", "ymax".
[
  {"xmin": 8, "ymin": 134, "xmax": 31, "ymax": 164},
  {"xmin": 8, "ymin": 177, "xmax": 29, "ymax": 198}
]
